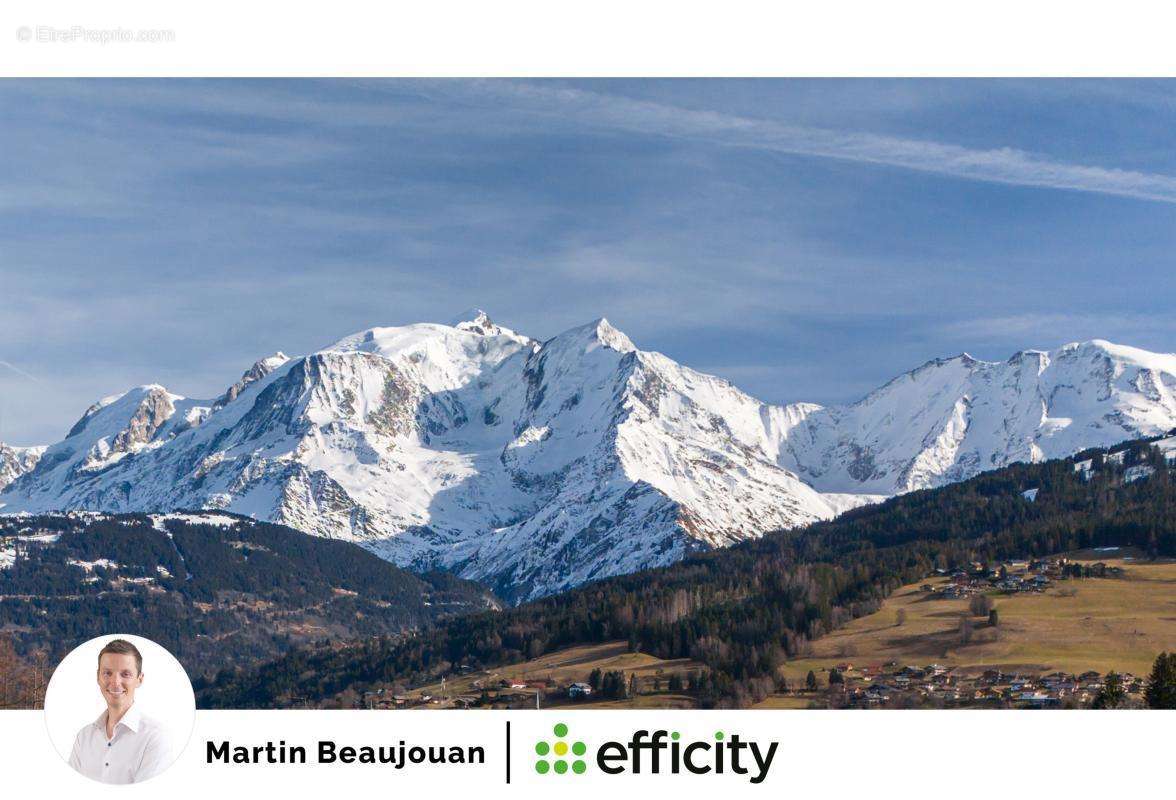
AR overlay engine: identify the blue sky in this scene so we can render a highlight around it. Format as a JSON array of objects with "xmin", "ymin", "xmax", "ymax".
[{"xmin": 2, "ymin": 79, "xmax": 1176, "ymax": 446}]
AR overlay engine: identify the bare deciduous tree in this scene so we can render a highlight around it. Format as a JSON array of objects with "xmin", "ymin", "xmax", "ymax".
[
  {"xmin": 958, "ymin": 616, "xmax": 973, "ymax": 646},
  {"xmin": 969, "ymin": 594, "xmax": 993, "ymax": 617},
  {"xmin": 0, "ymin": 636, "xmax": 47, "ymax": 709}
]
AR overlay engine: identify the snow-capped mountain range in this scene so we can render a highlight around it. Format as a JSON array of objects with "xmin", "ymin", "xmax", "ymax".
[
  {"xmin": 776, "ymin": 341, "xmax": 1176, "ymax": 495},
  {"xmin": 2, "ymin": 311, "xmax": 1175, "ymax": 601}
]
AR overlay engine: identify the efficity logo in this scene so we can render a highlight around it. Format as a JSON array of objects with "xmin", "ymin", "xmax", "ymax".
[
  {"xmin": 531, "ymin": 722, "xmax": 778, "ymax": 784},
  {"xmin": 534, "ymin": 722, "xmax": 588, "ymax": 774}
]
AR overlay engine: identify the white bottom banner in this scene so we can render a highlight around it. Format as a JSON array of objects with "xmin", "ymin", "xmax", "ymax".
[{"xmin": 0, "ymin": 709, "xmax": 1167, "ymax": 797}]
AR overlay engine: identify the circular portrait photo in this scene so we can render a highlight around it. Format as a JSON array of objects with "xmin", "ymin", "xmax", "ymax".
[{"xmin": 43, "ymin": 634, "xmax": 195, "ymax": 785}]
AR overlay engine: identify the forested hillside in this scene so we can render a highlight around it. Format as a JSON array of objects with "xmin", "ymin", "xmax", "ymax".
[
  {"xmin": 0, "ymin": 512, "xmax": 497, "ymax": 681},
  {"xmin": 201, "ymin": 434, "xmax": 1176, "ymax": 708}
]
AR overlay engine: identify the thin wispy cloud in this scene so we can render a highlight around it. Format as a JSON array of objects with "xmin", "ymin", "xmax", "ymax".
[
  {"xmin": 448, "ymin": 81, "xmax": 1176, "ymax": 205},
  {"xmin": 0, "ymin": 360, "xmax": 42, "ymax": 384}
]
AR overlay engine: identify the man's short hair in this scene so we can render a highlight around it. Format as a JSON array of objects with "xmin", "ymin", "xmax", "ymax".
[{"xmin": 97, "ymin": 639, "xmax": 143, "ymax": 675}]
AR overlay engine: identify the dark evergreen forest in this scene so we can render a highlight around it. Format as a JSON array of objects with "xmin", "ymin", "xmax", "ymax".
[{"xmin": 0, "ymin": 513, "xmax": 494, "ymax": 677}]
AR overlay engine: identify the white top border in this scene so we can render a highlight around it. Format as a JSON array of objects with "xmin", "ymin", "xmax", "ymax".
[{"xmin": 1, "ymin": 1, "xmax": 1175, "ymax": 77}]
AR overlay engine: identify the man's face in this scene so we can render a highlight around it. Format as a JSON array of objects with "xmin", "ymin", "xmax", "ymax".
[{"xmin": 96, "ymin": 653, "xmax": 142, "ymax": 708}]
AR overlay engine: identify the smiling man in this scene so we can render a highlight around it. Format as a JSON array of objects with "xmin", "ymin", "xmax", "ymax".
[{"xmin": 67, "ymin": 639, "xmax": 172, "ymax": 784}]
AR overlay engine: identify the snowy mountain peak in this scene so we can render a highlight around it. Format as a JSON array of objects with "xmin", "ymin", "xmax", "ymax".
[
  {"xmin": 442, "ymin": 308, "xmax": 536, "ymax": 347},
  {"xmin": 4, "ymin": 382, "xmax": 217, "ymax": 506},
  {"xmin": 449, "ymin": 307, "xmax": 492, "ymax": 330},
  {"xmin": 546, "ymin": 317, "xmax": 636, "ymax": 355},
  {"xmin": 259, "ymin": 352, "xmax": 290, "ymax": 370},
  {"xmin": 1060, "ymin": 338, "xmax": 1176, "ymax": 371},
  {"xmin": 1007, "ymin": 349, "xmax": 1049, "ymax": 369},
  {"xmin": 66, "ymin": 385, "xmax": 175, "ymax": 440},
  {"xmin": 213, "ymin": 352, "xmax": 291, "ymax": 410},
  {"xmin": 1064, "ymin": 338, "xmax": 1119, "ymax": 352},
  {"xmin": 594, "ymin": 318, "xmax": 636, "ymax": 353},
  {"xmin": 331, "ymin": 315, "xmax": 536, "ymax": 362}
]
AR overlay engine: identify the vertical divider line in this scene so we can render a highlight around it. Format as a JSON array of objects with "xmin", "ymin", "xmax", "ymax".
[{"xmin": 506, "ymin": 719, "xmax": 511, "ymax": 784}]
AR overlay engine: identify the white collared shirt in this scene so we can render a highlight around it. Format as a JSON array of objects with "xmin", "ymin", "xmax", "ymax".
[{"xmin": 68, "ymin": 703, "xmax": 172, "ymax": 784}]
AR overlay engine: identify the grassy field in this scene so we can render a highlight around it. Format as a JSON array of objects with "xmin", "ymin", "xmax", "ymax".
[
  {"xmin": 778, "ymin": 553, "xmax": 1176, "ymax": 683},
  {"xmin": 403, "ymin": 551, "xmax": 1176, "ymax": 708},
  {"xmin": 406, "ymin": 641, "xmax": 707, "ymax": 708}
]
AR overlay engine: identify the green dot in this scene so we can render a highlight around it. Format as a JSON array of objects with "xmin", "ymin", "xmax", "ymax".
[
  {"xmin": 671, "ymin": 731, "xmax": 680, "ymax": 741},
  {"xmin": 535, "ymin": 741, "xmax": 550, "ymax": 756},
  {"xmin": 553, "ymin": 722, "xmax": 568, "ymax": 737},
  {"xmin": 572, "ymin": 760, "xmax": 587, "ymax": 774},
  {"xmin": 715, "ymin": 731, "xmax": 725, "ymax": 740},
  {"xmin": 535, "ymin": 760, "xmax": 550, "ymax": 774},
  {"xmin": 554, "ymin": 760, "xmax": 568, "ymax": 774},
  {"xmin": 571, "ymin": 741, "xmax": 586, "ymax": 756}
]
